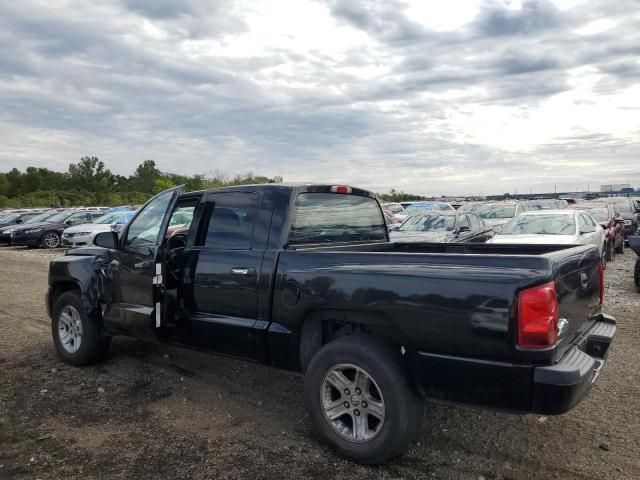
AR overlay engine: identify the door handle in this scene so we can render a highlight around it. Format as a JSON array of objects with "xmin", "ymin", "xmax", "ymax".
[
  {"xmin": 134, "ymin": 261, "xmax": 152, "ymax": 270},
  {"xmin": 231, "ymin": 267, "xmax": 256, "ymax": 276}
]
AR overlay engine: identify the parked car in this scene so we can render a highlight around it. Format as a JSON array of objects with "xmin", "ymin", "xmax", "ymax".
[
  {"xmin": 629, "ymin": 236, "xmax": 640, "ymax": 292},
  {"xmin": 458, "ymin": 201, "xmax": 487, "ymax": 212},
  {"xmin": 0, "ymin": 210, "xmax": 65, "ymax": 245},
  {"xmin": 0, "ymin": 211, "xmax": 42, "ymax": 229},
  {"xmin": 381, "ymin": 202, "xmax": 407, "ymax": 222},
  {"xmin": 567, "ymin": 203, "xmax": 624, "ymax": 259},
  {"xmin": 11, "ymin": 210, "xmax": 102, "ymax": 249},
  {"xmin": 403, "ymin": 201, "xmax": 455, "ymax": 214},
  {"xmin": 602, "ymin": 197, "xmax": 639, "ymax": 243},
  {"xmin": 383, "ymin": 210, "xmax": 401, "ymax": 230},
  {"xmin": 530, "ymin": 199, "xmax": 568, "ymax": 210},
  {"xmin": 389, "ymin": 211, "xmax": 493, "ymax": 243},
  {"xmin": 488, "ymin": 210, "xmax": 606, "ymax": 264},
  {"xmin": 62, "ymin": 210, "xmax": 136, "ymax": 248},
  {"xmin": 47, "ymin": 184, "xmax": 615, "ymax": 464},
  {"xmin": 475, "ymin": 201, "xmax": 534, "ymax": 231}
]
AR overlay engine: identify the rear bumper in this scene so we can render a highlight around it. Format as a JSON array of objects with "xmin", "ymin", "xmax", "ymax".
[
  {"xmin": 414, "ymin": 313, "xmax": 616, "ymax": 414},
  {"xmin": 531, "ymin": 314, "xmax": 616, "ymax": 414}
]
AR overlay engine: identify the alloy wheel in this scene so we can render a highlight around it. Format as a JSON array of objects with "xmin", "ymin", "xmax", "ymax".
[
  {"xmin": 58, "ymin": 305, "xmax": 83, "ymax": 354},
  {"xmin": 320, "ymin": 363, "xmax": 385, "ymax": 443},
  {"xmin": 44, "ymin": 232, "xmax": 60, "ymax": 248}
]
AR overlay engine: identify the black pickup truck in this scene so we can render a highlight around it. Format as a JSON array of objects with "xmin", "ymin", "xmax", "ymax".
[{"xmin": 47, "ymin": 184, "xmax": 616, "ymax": 464}]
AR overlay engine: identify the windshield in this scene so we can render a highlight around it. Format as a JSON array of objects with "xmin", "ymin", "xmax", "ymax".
[
  {"xmin": 405, "ymin": 202, "xmax": 453, "ymax": 212},
  {"xmin": 383, "ymin": 204, "xmax": 404, "ymax": 215},
  {"xmin": 499, "ymin": 214, "xmax": 576, "ymax": 235},
  {"xmin": 289, "ymin": 193, "xmax": 386, "ymax": 245},
  {"xmin": 613, "ymin": 201, "xmax": 632, "ymax": 212},
  {"xmin": 25, "ymin": 212, "xmax": 56, "ymax": 224},
  {"xmin": 476, "ymin": 204, "xmax": 516, "ymax": 219},
  {"xmin": 92, "ymin": 212, "xmax": 128, "ymax": 224},
  {"xmin": 580, "ymin": 208, "xmax": 608, "ymax": 222},
  {"xmin": 398, "ymin": 214, "xmax": 455, "ymax": 232},
  {"xmin": 46, "ymin": 211, "xmax": 72, "ymax": 223},
  {"xmin": 0, "ymin": 213, "xmax": 20, "ymax": 222}
]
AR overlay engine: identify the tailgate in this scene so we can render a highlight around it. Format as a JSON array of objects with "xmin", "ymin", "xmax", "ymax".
[{"xmin": 552, "ymin": 246, "xmax": 603, "ymax": 358}]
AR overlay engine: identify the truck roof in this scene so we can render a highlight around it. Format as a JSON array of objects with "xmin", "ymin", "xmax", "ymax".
[{"xmin": 185, "ymin": 183, "xmax": 377, "ymax": 199}]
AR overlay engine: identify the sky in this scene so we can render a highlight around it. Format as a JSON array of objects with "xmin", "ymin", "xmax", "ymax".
[{"xmin": 0, "ymin": 0, "xmax": 639, "ymax": 196}]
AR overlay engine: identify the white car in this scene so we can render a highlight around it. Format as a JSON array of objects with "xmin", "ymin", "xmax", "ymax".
[
  {"xmin": 488, "ymin": 210, "xmax": 605, "ymax": 261},
  {"xmin": 62, "ymin": 211, "xmax": 134, "ymax": 247},
  {"xmin": 475, "ymin": 201, "xmax": 534, "ymax": 232}
]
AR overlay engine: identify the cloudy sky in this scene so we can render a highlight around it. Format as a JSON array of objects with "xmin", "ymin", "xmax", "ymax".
[{"xmin": 0, "ymin": 0, "xmax": 639, "ymax": 195}]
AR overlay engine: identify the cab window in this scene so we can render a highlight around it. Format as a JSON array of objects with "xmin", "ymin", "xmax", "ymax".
[{"xmin": 199, "ymin": 192, "xmax": 258, "ymax": 250}]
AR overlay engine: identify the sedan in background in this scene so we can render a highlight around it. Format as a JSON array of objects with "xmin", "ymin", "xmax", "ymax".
[
  {"xmin": 403, "ymin": 201, "xmax": 455, "ymax": 214},
  {"xmin": 567, "ymin": 203, "xmax": 625, "ymax": 259},
  {"xmin": 390, "ymin": 211, "xmax": 493, "ymax": 243},
  {"xmin": 475, "ymin": 201, "xmax": 534, "ymax": 232},
  {"xmin": 11, "ymin": 210, "xmax": 102, "ymax": 249},
  {"xmin": 381, "ymin": 202, "xmax": 407, "ymax": 222},
  {"xmin": 62, "ymin": 210, "xmax": 135, "ymax": 247},
  {"xmin": 0, "ymin": 210, "xmax": 64, "ymax": 245},
  {"xmin": 488, "ymin": 210, "xmax": 606, "ymax": 262},
  {"xmin": 0, "ymin": 211, "xmax": 42, "ymax": 229},
  {"xmin": 530, "ymin": 199, "xmax": 568, "ymax": 210},
  {"xmin": 602, "ymin": 197, "xmax": 639, "ymax": 243}
]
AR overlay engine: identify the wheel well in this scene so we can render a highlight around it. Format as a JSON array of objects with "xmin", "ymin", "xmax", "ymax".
[
  {"xmin": 299, "ymin": 311, "xmax": 404, "ymax": 373},
  {"xmin": 49, "ymin": 282, "xmax": 81, "ymax": 314}
]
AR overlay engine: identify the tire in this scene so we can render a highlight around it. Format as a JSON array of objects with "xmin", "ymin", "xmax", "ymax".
[
  {"xmin": 605, "ymin": 241, "xmax": 614, "ymax": 262},
  {"xmin": 41, "ymin": 231, "xmax": 61, "ymax": 249},
  {"xmin": 304, "ymin": 335, "xmax": 423, "ymax": 464},
  {"xmin": 51, "ymin": 291, "xmax": 111, "ymax": 365},
  {"xmin": 615, "ymin": 237, "xmax": 624, "ymax": 254}
]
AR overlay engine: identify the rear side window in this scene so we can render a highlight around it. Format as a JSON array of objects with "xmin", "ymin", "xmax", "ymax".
[
  {"xmin": 289, "ymin": 193, "xmax": 386, "ymax": 245},
  {"xmin": 201, "ymin": 192, "xmax": 258, "ymax": 250}
]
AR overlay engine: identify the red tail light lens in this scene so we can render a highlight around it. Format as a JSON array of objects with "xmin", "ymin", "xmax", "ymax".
[
  {"xmin": 598, "ymin": 260, "xmax": 604, "ymax": 305},
  {"xmin": 330, "ymin": 185, "xmax": 352, "ymax": 194},
  {"xmin": 517, "ymin": 281, "xmax": 558, "ymax": 349}
]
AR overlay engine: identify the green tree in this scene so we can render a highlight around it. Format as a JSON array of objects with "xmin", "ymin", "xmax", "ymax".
[{"xmin": 131, "ymin": 160, "xmax": 161, "ymax": 193}]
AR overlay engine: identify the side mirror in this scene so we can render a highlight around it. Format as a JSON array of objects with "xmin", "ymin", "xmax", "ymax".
[
  {"xmin": 94, "ymin": 231, "xmax": 119, "ymax": 249},
  {"xmin": 16, "ymin": 219, "xmax": 23, "ymax": 224},
  {"xmin": 458, "ymin": 225, "xmax": 471, "ymax": 233}
]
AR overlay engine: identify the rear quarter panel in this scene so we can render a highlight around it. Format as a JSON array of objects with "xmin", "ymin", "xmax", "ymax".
[{"xmin": 271, "ymin": 251, "xmax": 555, "ymax": 368}]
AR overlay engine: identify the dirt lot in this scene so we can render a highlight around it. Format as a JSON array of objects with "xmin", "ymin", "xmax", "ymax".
[{"xmin": 0, "ymin": 246, "xmax": 638, "ymax": 480}]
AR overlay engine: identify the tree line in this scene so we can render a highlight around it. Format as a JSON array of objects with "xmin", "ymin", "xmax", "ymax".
[
  {"xmin": 0, "ymin": 156, "xmax": 425, "ymax": 208},
  {"xmin": 0, "ymin": 157, "xmax": 283, "ymax": 208}
]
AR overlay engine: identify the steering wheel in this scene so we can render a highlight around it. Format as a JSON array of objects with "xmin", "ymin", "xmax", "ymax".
[{"xmin": 164, "ymin": 229, "xmax": 188, "ymax": 280}]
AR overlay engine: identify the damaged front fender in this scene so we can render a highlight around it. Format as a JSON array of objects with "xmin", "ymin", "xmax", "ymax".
[{"xmin": 47, "ymin": 247, "xmax": 119, "ymax": 321}]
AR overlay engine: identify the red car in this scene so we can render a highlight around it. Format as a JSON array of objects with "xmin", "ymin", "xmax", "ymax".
[{"xmin": 568, "ymin": 203, "xmax": 625, "ymax": 261}]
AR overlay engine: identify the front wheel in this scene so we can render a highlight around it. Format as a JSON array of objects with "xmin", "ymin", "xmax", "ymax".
[
  {"xmin": 41, "ymin": 231, "xmax": 61, "ymax": 249},
  {"xmin": 304, "ymin": 336, "xmax": 423, "ymax": 464},
  {"xmin": 52, "ymin": 291, "xmax": 111, "ymax": 365}
]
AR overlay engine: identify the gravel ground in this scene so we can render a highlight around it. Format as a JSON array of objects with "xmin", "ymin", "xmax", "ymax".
[{"xmin": 0, "ymin": 246, "xmax": 639, "ymax": 480}]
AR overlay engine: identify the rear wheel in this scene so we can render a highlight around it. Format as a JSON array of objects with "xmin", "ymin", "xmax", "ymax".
[
  {"xmin": 304, "ymin": 336, "xmax": 423, "ymax": 464},
  {"xmin": 52, "ymin": 291, "xmax": 111, "ymax": 365},
  {"xmin": 41, "ymin": 231, "xmax": 61, "ymax": 249}
]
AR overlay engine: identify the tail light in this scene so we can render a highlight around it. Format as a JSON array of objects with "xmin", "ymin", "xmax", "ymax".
[
  {"xmin": 598, "ymin": 260, "xmax": 604, "ymax": 305},
  {"xmin": 330, "ymin": 185, "xmax": 352, "ymax": 194},
  {"xmin": 517, "ymin": 281, "xmax": 558, "ymax": 349}
]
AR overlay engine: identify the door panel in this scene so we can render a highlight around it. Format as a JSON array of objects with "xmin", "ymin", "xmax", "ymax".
[
  {"xmin": 180, "ymin": 191, "xmax": 264, "ymax": 359},
  {"xmin": 102, "ymin": 187, "xmax": 182, "ymax": 338}
]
